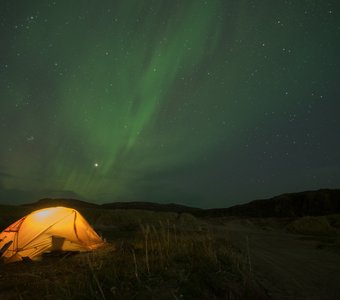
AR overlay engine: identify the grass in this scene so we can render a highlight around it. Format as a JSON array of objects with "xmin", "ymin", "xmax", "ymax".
[
  {"xmin": 325, "ymin": 214, "xmax": 340, "ymax": 229},
  {"xmin": 0, "ymin": 212, "xmax": 266, "ymax": 300},
  {"xmin": 286, "ymin": 216, "xmax": 337, "ymax": 236}
]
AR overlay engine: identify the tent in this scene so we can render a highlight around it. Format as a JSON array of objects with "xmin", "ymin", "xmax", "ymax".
[{"xmin": 0, "ymin": 206, "xmax": 104, "ymax": 263}]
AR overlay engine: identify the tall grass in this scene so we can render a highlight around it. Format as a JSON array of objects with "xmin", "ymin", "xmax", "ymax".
[{"xmin": 0, "ymin": 218, "xmax": 265, "ymax": 300}]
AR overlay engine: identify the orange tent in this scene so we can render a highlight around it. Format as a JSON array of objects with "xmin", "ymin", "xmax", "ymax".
[{"xmin": 0, "ymin": 206, "xmax": 104, "ymax": 263}]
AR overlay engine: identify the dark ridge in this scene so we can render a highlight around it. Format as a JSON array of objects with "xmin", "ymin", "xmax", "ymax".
[
  {"xmin": 197, "ymin": 189, "xmax": 340, "ymax": 218},
  {"xmin": 21, "ymin": 198, "xmax": 201, "ymax": 213},
  {"xmin": 21, "ymin": 198, "xmax": 99, "ymax": 209},
  {"xmin": 101, "ymin": 201, "xmax": 202, "ymax": 213},
  {"xmin": 20, "ymin": 189, "xmax": 340, "ymax": 217}
]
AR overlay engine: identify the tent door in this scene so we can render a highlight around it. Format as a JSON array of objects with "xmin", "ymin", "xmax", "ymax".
[
  {"xmin": 0, "ymin": 241, "xmax": 13, "ymax": 258},
  {"xmin": 51, "ymin": 236, "xmax": 65, "ymax": 251}
]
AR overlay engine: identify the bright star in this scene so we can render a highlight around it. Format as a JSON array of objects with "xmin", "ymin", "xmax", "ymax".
[
  {"xmin": 94, "ymin": 163, "xmax": 99, "ymax": 168},
  {"xmin": 26, "ymin": 136, "xmax": 35, "ymax": 142}
]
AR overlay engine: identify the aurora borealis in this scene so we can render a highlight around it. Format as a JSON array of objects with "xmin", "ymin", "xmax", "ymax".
[{"xmin": 0, "ymin": 1, "xmax": 339, "ymax": 207}]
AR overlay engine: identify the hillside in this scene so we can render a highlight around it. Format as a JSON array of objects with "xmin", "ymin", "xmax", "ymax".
[
  {"xmin": 200, "ymin": 189, "xmax": 340, "ymax": 218},
  {"xmin": 101, "ymin": 201, "xmax": 201, "ymax": 213},
  {"xmin": 20, "ymin": 189, "xmax": 340, "ymax": 218},
  {"xmin": 22, "ymin": 198, "xmax": 201, "ymax": 214},
  {"xmin": 22, "ymin": 198, "xmax": 99, "ymax": 209}
]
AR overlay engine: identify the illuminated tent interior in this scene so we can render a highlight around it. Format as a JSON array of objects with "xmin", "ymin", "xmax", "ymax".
[{"xmin": 0, "ymin": 206, "xmax": 104, "ymax": 263}]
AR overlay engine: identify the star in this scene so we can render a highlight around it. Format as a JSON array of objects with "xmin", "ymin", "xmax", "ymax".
[
  {"xmin": 26, "ymin": 136, "xmax": 35, "ymax": 142},
  {"xmin": 0, "ymin": 0, "xmax": 338, "ymax": 208}
]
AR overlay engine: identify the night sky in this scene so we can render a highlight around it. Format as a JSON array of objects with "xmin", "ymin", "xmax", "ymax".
[{"xmin": 0, "ymin": 0, "xmax": 339, "ymax": 207}]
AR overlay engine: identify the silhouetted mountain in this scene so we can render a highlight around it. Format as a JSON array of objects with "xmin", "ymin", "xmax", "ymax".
[
  {"xmin": 198, "ymin": 189, "xmax": 340, "ymax": 218},
  {"xmin": 22, "ymin": 198, "xmax": 201, "ymax": 213},
  {"xmin": 22, "ymin": 198, "xmax": 99, "ymax": 209},
  {"xmin": 21, "ymin": 189, "xmax": 340, "ymax": 217},
  {"xmin": 101, "ymin": 201, "xmax": 201, "ymax": 213}
]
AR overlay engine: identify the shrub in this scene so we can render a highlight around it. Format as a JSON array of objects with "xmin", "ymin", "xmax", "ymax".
[{"xmin": 286, "ymin": 216, "xmax": 337, "ymax": 236}]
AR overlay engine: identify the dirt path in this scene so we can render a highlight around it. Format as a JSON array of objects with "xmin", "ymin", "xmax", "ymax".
[{"xmin": 225, "ymin": 220, "xmax": 340, "ymax": 300}]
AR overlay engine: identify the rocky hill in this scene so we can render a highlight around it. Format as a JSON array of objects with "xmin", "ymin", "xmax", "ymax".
[
  {"xmin": 199, "ymin": 189, "xmax": 340, "ymax": 218},
  {"xmin": 22, "ymin": 198, "xmax": 201, "ymax": 214},
  {"xmin": 21, "ymin": 189, "xmax": 340, "ymax": 218}
]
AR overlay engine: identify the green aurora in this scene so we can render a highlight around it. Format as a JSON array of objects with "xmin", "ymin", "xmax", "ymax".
[{"xmin": 0, "ymin": 0, "xmax": 339, "ymax": 207}]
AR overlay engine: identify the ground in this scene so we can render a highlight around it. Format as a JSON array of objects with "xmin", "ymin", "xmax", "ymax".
[
  {"xmin": 225, "ymin": 218, "xmax": 340, "ymax": 300},
  {"xmin": 1, "ymin": 207, "xmax": 340, "ymax": 299}
]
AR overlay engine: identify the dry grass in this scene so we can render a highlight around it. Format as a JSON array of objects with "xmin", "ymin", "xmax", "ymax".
[
  {"xmin": 0, "ymin": 214, "xmax": 266, "ymax": 300},
  {"xmin": 325, "ymin": 214, "xmax": 340, "ymax": 229}
]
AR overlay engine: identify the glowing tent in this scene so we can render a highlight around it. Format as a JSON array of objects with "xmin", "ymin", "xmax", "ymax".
[{"xmin": 0, "ymin": 206, "xmax": 104, "ymax": 263}]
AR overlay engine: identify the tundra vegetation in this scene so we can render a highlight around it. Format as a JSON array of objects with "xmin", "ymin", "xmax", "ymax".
[{"xmin": 0, "ymin": 208, "xmax": 265, "ymax": 300}]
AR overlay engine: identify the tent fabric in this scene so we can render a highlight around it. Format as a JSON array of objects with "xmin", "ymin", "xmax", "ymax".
[{"xmin": 0, "ymin": 206, "xmax": 104, "ymax": 263}]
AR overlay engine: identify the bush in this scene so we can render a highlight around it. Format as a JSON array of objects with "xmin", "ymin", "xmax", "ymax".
[{"xmin": 286, "ymin": 216, "xmax": 337, "ymax": 236}]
